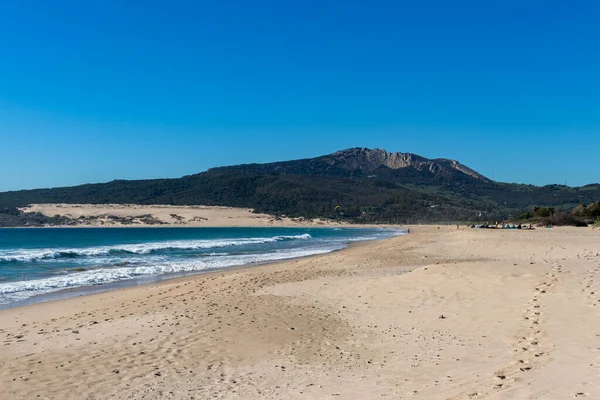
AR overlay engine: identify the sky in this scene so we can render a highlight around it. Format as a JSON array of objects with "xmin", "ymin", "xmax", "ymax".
[{"xmin": 1, "ymin": 0, "xmax": 599, "ymax": 191}]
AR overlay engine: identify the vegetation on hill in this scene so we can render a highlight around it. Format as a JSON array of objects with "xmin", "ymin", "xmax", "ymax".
[
  {"xmin": 538, "ymin": 212, "xmax": 588, "ymax": 227},
  {"xmin": 572, "ymin": 201, "xmax": 600, "ymax": 220},
  {"xmin": 0, "ymin": 148, "xmax": 598, "ymax": 226},
  {"xmin": 0, "ymin": 207, "xmax": 75, "ymax": 227},
  {"xmin": 515, "ymin": 201, "xmax": 600, "ymax": 227}
]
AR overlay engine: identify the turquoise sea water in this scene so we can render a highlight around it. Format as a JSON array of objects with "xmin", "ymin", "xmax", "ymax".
[{"xmin": 0, "ymin": 227, "xmax": 403, "ymax": 307}]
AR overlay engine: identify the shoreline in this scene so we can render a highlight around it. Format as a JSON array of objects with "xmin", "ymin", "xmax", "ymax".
[
  {"xmin": 0, "ymin": 226, "xmax": 406, "ymax": 310},
  {"xmin": 0, "ymin": 230, "xmax": 394, "ymax": 312},
  {"xmin": 2, "ymin": 226, "xmax": 599, "ymax": 399}
]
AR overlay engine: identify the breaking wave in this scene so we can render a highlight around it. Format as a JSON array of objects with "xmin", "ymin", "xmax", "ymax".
[
  {"xmin": 0, "ymin": 234, "xmax": 312, "ymax": 263},
  {"xmin": 0, "ymin": 227, "xmax": 406, "ymax": 306},
  {"xmin": 0, "ymin": 245, "xmax": 337, "ymax": 304}
]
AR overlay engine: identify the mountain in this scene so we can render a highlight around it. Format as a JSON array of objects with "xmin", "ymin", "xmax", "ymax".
[
  {"xmin": 1, "ymin": 147, "xmax": 599, "ymax": 226},
  {"xmin": 215, "ymin": 148, "xmax": 490, "ymax": 183}
]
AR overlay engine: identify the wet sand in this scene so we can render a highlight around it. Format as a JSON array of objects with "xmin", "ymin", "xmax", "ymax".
[{"xmin": 1, "ymin": 225, "xmax": 600, "ymax": 399}]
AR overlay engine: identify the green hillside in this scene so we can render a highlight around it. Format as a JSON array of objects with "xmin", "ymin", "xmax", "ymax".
[{"xmin": 1, "ymin": 148, "xmax": 598, "ymax": 226}]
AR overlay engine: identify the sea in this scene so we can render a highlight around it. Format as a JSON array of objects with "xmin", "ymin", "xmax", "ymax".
[{"xmin": 0, "ymin": 227, "xmax": 404, "ymax": 308}]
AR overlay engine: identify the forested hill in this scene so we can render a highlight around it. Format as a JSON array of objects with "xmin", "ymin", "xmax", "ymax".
[{"xmin": 1, "ymin": 148, "xmax": 599, "ymax": 225}]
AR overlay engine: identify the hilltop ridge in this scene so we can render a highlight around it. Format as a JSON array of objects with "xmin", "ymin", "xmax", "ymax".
[
  {"xmin": 329, "ymin": 148, "xmax": 489, "ymax": 181},
  {"xmin": 0, "ymin": 148, "xmax": 598, "ymax": 226},
  {"xmin": 211, "ymin": 147, "xmax": 489, "ymax": 183}
]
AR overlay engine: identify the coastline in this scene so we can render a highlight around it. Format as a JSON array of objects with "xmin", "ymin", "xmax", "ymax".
[
  {"xmin": 0, "ymin": 227, "xmax": 405, "ymax": 310},
  {"xmin": 0, "ymin": 230, "xmax": 389, "ymax": 311},
  {"xmin": 2, "ymin": 225, "xmax": 599, "ymax": 399}
]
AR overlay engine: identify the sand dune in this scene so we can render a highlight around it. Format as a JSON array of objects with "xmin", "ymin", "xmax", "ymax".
[
  {"xmin": 1, "ymin": 226, "xmax": 600, "ymax": 399},
  {"xmin": 21, "ymin": 204, "xmax": 340, "ymax": 227}
]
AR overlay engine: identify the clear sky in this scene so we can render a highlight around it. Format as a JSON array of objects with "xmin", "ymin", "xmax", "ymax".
[{"xmin": 1, "ymin": 0, "xmax": 599, "ymax": 191}]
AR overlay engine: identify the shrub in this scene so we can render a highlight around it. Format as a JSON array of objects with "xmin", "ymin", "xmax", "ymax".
[
  {"xmin": 532, "ymin": 206, "xmax": 555, "ymax": 218},
  {"xmin": 518, "ymin": 211, "xmax": 533, "ymax": 220},
  {"xmin": 540, "ymin": 212, "xmax": 588, "ymax": 227},
  {"xmin": 573, "ymin": 201, "xmax": 600, "ymax": 219}
]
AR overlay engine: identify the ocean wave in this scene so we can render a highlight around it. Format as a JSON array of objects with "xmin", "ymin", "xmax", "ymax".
[
  {"xmin": 0, "ymin": 244, "xmax": 338, "ymax": 304},
  {"xmin": 0, "ymin": 228, "xmax": 407, "ymax": 306},
  {"xmin": 0, "ymin": 234, "xmax": 312, "ymax": 263}
]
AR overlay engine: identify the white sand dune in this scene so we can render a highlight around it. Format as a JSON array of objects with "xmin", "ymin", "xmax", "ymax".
[{"xmin": 22, "ymin": 203, "xmax": 340, "ymax": 227}]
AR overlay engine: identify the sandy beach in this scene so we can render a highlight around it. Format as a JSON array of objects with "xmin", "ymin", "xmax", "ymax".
[
  {"xmin": 1, "ymin": 225, "xmax": 600, "ymax": 399},
  {"xmin": 21, "ymin": 204, "xmax": 342, "ymax": 227}
]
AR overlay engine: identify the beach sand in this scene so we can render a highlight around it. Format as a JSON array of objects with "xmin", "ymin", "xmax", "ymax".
[
  {"xmin": 21, "ymin": 204, "xmax": 341, "ymax": 227},
  {"xmin": 1, "ymin": 226, "xmax": 600, "ymax": 399}
]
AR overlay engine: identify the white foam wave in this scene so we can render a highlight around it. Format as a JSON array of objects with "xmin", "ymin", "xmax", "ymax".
[
  {"xmin": 0, "ymin": 229, "xmax": 407, "ymax": 305},
  {"xmin": 0, "ymin": 234, "xmax": 312, "ymax": 263},
  {"xmin": 0, "ymin": 244, "xmax": 338, "ymax": 305}
]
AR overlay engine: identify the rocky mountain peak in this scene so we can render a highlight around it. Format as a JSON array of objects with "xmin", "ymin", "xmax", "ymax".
[
  {"xmin": 332, "ymin": 148, "xmax": 424, "ymax": 168},
  {"xmin": 329, "ymin": 148, "xmax": 489, "ymax": 181}
]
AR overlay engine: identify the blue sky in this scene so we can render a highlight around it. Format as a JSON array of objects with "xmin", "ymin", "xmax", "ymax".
[{"xmin": 1, "ymin": 0, "xmax": 599, "ymax": 191}]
